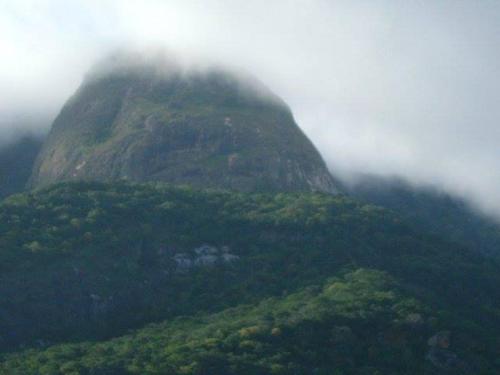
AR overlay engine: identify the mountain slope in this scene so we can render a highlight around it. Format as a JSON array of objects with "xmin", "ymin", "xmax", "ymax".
[
  {"xmin": 0, "ymin": 134, "xmax": 43, "ymax": 200},
  {"xmin": 0, "ymin": 182, "xmax": 499, "ymax": 373},
  {"xmin": 29, "ymin": 55, "xmax": 337, "ymax": 193},
  {"xmin": 0, "ymin": 269, "xmax": 472, "ymax": 375},
  {"xmin": 344, "ymin": 174, "xmax": 500, "ymax": 258}
]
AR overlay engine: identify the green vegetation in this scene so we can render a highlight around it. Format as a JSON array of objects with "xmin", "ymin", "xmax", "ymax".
[
  {"xmin": 0, "ymin": 181, "xmax": 499, "ymax": 373},
  {"xmin": 0, "ymin": 269, "xmax": 439, "ymax": 375},
  {"xmin": 346, "ymin": 175, "xmax": 500, "ymax": 258}
]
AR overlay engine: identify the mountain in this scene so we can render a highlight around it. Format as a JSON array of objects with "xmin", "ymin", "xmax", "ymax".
[
  {"xmin": 29, "ymin": 54, "xmax": 338, "ymax": 193},
  {"xmin": 3, "ymin": 54, "xmax": 500, "ymax": 374},
  {"xmin": 0, "ymin": 134, "xmax": 43, "ymax": 200},
  {"xmin": 344, "ymin": 174, "xmax": 500, "ymax": 258},
  {"xmin": 1, "ymin": 182, "xmax": 499, "ymax": 374}
]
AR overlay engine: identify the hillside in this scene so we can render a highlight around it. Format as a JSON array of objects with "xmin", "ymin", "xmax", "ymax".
[
  {"xmin": 1, "ymin": 182, "xmax": 499, "ymax": 373},
  {"xmin": 29, "ymin": 55, "xmax": 337, "ymax": 193},
  {"xmin": 345, "ymin": 175, "xmax": 500, "ymax": 258},
  {"xmin": 0, "ymin": 269, "xmax": 471, "ymax": 375},
  {"xmin": 0, "ymin": 134, "xmax": 43, "ymax": 199}
]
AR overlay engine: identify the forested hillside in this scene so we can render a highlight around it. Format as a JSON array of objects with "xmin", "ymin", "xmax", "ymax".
[
  {"xmin": 0, "ymin": 269, "xmax": 471, "ymax": 375},
  {"xmin": 1, "ymin": 182, "xmax": 499, "ymax": 373},
  {"xmin": 345, "ymin": 175, "xmax": 500, "ymax": 258}
]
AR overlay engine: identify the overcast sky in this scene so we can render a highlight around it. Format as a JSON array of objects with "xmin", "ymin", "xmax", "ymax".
[{"xmin": 1, "ymin": 0, "xmax": 499, "ymax": 217}]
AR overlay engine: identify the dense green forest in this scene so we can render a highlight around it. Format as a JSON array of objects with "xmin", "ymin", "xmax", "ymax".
[
  {"xmin": 1, "ymin": 182, "xmax": 499, "ymax": 373},
  {"xmin": 0, "ymin": 269, "xmax": 468, "ymax": 374},
  {"xmin": 345, "ymin": 175, "xmax": 500, "ymax": 258}
]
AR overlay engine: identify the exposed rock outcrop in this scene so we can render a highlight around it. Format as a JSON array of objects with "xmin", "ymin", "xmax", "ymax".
[
  {"xmin": 426, "ymin": 331, "xmax": 470, "ymax": 373},
  {"xmin": 172, "ymin": 244, "xmax": 240, "ymax": 273},
  {"xmin": 29, "ymin": 52, "xmax": 339, "ymax": 194}
]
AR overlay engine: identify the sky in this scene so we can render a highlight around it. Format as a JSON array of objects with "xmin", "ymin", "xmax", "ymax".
[{"xmin": 1, "ymin": 0, "xmax": 499, "ymax": 217}]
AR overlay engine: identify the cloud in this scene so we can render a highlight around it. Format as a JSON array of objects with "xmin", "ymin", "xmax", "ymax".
[{"xmin": 1, "ymin": 0, "xmax": 499, "ymax": 217}]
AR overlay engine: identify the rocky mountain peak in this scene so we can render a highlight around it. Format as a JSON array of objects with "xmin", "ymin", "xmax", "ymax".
[{"xmin": 29, "ymin": 52, "xmax": 338, "ymax": 193}]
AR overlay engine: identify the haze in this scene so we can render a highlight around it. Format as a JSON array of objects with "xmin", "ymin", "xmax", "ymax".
[{"xmin": 1, "ymin": 0, "xmax": 499, "ymax": 217}]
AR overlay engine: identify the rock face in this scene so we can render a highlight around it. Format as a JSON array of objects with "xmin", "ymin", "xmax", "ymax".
[
  {"xmin": 29, "ymin": 54, "xmax": 338, "ymax": 193},
  {"xmin": 426, "ymin": 331, "xmax": 469, "ymax": 373},
  {"xmin": 172, "ymin": 244, "xmax": 240, "ymax": 273}
]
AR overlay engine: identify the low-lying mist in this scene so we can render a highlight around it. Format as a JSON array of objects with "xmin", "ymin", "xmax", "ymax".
[{"xmin": 1, "ymin": 0, "xmax": 499, "ymax": 219}]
